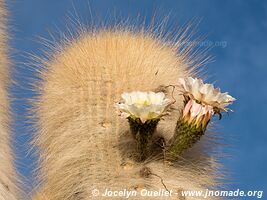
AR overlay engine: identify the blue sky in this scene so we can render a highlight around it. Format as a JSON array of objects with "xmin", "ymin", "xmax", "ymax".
[{"xmin": 7, "ymin": 0, "xmax": 267, "ymax": 198}]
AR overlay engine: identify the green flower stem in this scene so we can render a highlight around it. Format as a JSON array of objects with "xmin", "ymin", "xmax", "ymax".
[
  {"xmin": 128, "ymin": 118, "xmax": 160, "ymax": 161},
  {"xmin": 167, "ymin": 119, "xmax": 206, "ymax": 160}
]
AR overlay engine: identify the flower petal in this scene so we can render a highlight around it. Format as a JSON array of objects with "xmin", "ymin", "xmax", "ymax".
[
  {"xmin": 179, "ymin": 77, "xmax": 235, "ymax": 111},
  {"xmin": 116, "ymin": 91, "xmax": 171, "ymax": 123}
]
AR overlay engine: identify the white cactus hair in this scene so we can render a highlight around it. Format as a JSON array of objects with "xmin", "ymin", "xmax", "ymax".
[
  {"xmin": 0, "ymin": 0, "xmax": 19, "ymax": 199},
  {"xmin": 30, "ymin": 11, "xmax": 223, "ymax": 200}
]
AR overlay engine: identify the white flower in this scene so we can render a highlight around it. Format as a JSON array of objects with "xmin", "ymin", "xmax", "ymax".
[
  {"xmin": 178, "ymin": 77, "xmax": 236, "ymax": 112},
  {"xmin": 183, "ymin": 99, "xmax": 214, "ymax": 128},
  {"xmin": 115, "ymin": 91, "xmax": 172, "ymax": 123}
]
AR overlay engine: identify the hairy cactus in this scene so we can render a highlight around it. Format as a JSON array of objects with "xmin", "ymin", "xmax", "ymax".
[
  {"xmin": 0, "ymin": 1, "xmax": 18, "ymax": 199},
  {"xmin": 31, "ymin": 27, "xmax": 224, "ymax": 200}
]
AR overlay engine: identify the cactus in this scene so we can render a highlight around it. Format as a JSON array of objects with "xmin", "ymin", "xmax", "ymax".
[
  {"xmin": 31, "ymin": 29, "xmax": 222, "ymax": 200},
  {"xmin": 167, "ymin": 120, "xmax": 206, "ymax": 158},
  {"xmin": 0, "ymin": 1, "xmax": 18, "ymax": 199},
  {"xmin": 128, "ymin": 118, "xmax": 160, "ymax": 161},
  {"xmin": 166, "ymin": 77, "xmax": 235, "ymax": 159}
]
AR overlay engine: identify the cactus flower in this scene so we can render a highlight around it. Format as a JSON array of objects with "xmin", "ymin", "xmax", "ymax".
[
  {"xmin": 167, "ymin": 77, "xmax": 235, "ymax": 158},
  {"xmin": 178, "ymin": 77, "xmax": 236, "ymax": 112},
  {"xmin": 116, "ymin": 91, "xmax": 171, "ymax": 123},
  {"xmin": 183, "ymin": 99, "xmax": 214, "ymax": 129},
  {"xmin": 116, "ymin": 91, "xmax": 172, "ymax": 161}
]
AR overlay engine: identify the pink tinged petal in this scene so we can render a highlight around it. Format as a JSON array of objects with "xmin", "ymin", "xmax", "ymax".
[
  {"xmin": 202, "ymin": 108, "xmax": 213, "ymax": 127},
  {"xmin": 196, "ymin": 115, "xmax": 205, "ymax": 128},
  {"xmin": 197, "ymin": 105, "xmax": 212, "ymax": 125},
  {"xmin": 190, "ymin": 100, "xmax": 203, "ymax": 118},
  {"xmin": 183, "ymin": 99, "xmax": 193, "ymax": 118},
  {"xmin": 187, "ymin": 101, "xmax": 202, "ymax": 124},
  {"xmin": 206, "ymin": 105, "xmax": 214, "ymax": 119},
  {"xmin": 195, "ymin": 105, "xmax": 208, "ymax": 126},
  {"xmin": 195, "ymin": 111, "xmax": 204, "ymax": 127},
  {"xmin": 201, "ymin": 116, "xmax": 209, "ymax": 127},
  {"xmin": 195, "ymin": 105, "xmax": 212, "ymax": 127}
]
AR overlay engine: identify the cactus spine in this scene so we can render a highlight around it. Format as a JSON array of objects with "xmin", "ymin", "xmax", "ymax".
[{"xmin": 0, "ymin": 1, "xmax": 18, "ymax": 199}]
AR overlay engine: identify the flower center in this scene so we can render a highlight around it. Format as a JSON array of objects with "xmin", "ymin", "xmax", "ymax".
[{"xmin": 136, "ymin": 99, "xmax": 151, "ymax": 107}]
